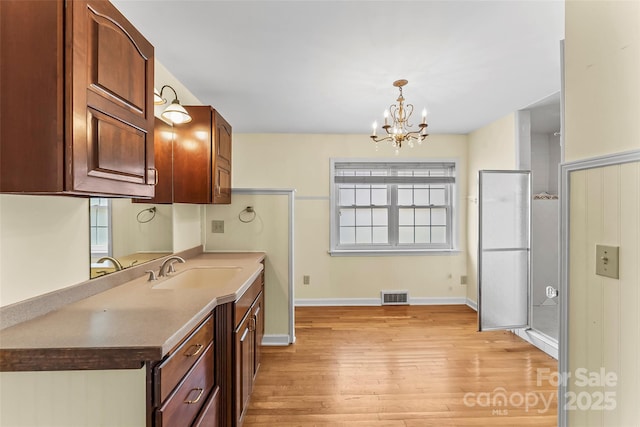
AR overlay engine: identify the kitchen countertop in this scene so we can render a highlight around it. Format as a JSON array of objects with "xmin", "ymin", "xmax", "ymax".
[{"xmin": 0, "ymin": 252, "xmax": 265, "ymax": 371}]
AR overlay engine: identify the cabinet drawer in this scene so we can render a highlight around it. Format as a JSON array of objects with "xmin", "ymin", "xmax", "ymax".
[
  {"xmin": 155, "ymin": 342, "xmax": 215, "ymax": 427},
  {"xmin": 192, "ymin": 385, "xmax": 220, "ymax": 427},
  {"xmin": 155, "ymin": 316, "xmax": 214, "ymax": 404},
  {"xmin": 235, "ymin": 273, "xmax": 264, "ymax": 327}
]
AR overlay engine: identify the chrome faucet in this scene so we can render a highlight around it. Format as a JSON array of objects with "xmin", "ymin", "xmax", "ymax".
[
  {"xmin": 159, "ymin": 256, "xmax": 185, "ymax": 277},
  {"xmin": 97, "ymin": 256, "xmax": 123, "ymax": 271}
]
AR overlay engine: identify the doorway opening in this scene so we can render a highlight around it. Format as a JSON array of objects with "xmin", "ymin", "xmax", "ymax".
[{"xmin": 518, "ymin": 92, "xmax": 562, "ymax": 343}]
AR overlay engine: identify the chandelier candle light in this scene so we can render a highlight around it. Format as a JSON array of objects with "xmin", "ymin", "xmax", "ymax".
[{"xmin": 370, "ymin": 79, "xmax": 428, "ymax": 152}]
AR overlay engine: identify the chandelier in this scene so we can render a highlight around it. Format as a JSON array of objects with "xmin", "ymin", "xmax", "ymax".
[{"xmin": 370, "ymin": 79, "xmax": 428, "ymax": 150}]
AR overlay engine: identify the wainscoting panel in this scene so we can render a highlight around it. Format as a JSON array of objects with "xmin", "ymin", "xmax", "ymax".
[{"xmin": 567, "ymin": 161, "xmax": 639, "ymax": 426}]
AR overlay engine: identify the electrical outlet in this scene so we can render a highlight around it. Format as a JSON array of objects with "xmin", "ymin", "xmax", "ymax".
[
  {"xmin": 460, "ymin": 275, "xmax": 467, "ymax": 285},
  {"xmin": 211, "ymin": 220, "xmax": 224, "ymax": 233},
  {"xmin": 303, "ymin": 275, "xmax": 310, "ymax": 285}
]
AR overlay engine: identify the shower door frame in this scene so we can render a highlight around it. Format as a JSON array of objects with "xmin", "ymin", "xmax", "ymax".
[{"xmin": 477, "ymin": 169, "xmax": 532, "ymax": 332}]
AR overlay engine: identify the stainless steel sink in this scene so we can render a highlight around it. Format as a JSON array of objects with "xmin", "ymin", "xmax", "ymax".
[{"xmin": 152, "ymin": 266, "xmax": 241, "ymax": 290}]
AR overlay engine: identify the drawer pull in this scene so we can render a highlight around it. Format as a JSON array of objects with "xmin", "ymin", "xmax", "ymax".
[
  {"xmin": 184, "ymin": 387, "xmax": 204, "ymax": 404},
  {"xmin": 185, "ymin": 343, "xmax": 204, "ymax": 357}
]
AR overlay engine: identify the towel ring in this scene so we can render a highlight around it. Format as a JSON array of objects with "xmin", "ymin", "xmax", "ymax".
[
  {"xmin": 136, "ymin": 206, "xmax": 157, "ymax": 223},
  {"xmin": 239, "ymin": 206, "xmax": 256, "ymax": 223}
]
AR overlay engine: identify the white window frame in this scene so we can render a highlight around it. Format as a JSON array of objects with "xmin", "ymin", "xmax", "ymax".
[
  {"xmin": 90, "ymin": 197, "xmax": 112, "ymax": 258},
  {"xmin": 329, "ymin": 158, "xmax": 460, "ymax": 256}
]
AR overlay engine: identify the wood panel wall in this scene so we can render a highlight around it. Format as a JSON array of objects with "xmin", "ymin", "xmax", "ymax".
[{"xmin": 568, "ymin": 161, "xmax": 640, "ymax": 425}]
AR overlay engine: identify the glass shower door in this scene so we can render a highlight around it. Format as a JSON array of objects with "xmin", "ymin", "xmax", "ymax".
[{"xmin": 478, "ymin": 170, "xmax": 531, "ymax": 331}]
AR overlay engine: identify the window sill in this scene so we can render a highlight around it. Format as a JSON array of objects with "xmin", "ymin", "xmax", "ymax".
[{"xmin": 328, "ymin": 249, "xmax": 462, "ymax": 257}]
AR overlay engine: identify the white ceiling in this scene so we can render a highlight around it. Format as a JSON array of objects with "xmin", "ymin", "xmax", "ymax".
[{"xmin": 112, "ymin": 0, "xmax": 565, "ymax": 135}]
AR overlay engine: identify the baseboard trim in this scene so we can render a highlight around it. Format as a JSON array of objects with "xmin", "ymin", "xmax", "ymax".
[
  {"xmin": 512, "ymin": 328, "xmax": 558, "ymax": 359},
  {"xmin": 410, "ymin": 297, "xmax": 466, "ymax": 305},
  {"xmin": 296, "ymin": 298, "xmax": 380, "ymax": 306},
  {"xmin": 466, "ymin": 298, "xmax": 478, "ymax": 311},
  {"xmin": 261, "ymin": 334, "xmax": 292, "ymax": 346},
  {"xmin": 295, "ymin": 297, "xmax": 468, "ymax": 307}
]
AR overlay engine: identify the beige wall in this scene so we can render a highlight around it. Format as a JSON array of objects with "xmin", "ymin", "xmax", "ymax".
[
  {"xmin": 0, "ymin": 368, "xmax": 145, "ymax": 426},
  {"xmin": 564, "ymin": 0, "xmax": 640, "ymax": 162},
  {"xmin": 0, "ymin": 195, "xmax": 89, "ymax": 307},
  {"xmin": 172, "ymin": 204, "xmax": 202, "ymax": 252},
  {"xmin": 465, "ymin": 113, "xmax": 517, "ymax": 304},
  {"xmin": 205, "ymin": 194, "xmax": 291, "ymax": 338},
  {"xmin": 564, "ymin": 0, "xmax": 640, "ymax": 424},
  {"xmin": 111, "ymin": 199, "xmax": 173, "ymax": 258},
  {"xmin": 232, "ymin": 133, "xmax": 469, "ymax": 304}
]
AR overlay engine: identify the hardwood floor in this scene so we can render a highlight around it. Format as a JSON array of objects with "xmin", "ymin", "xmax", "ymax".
[{"xmin": 244, "ymin": 305, "xmax": 558, "ymax": 426}]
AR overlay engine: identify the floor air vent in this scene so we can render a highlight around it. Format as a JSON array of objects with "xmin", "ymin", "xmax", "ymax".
[{"xmin": 381, "ymin": 290, "xmax": 409, "ymax": 305}]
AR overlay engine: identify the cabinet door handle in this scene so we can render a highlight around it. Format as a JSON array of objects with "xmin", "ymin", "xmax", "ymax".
[
  {"xmin": 149, "ymin": 167, "xmax": 159, "ymax": 186},
  {"xmin": 184, "ymin": 387, "xmax": 204, "ymax": 404},
  {"xmin": 240, "ymin": 327, "xmax": 249, "ymax": 341},
  {"xmin": 185, "ymin": 343, "xmax": 204, "ymax": 357}
]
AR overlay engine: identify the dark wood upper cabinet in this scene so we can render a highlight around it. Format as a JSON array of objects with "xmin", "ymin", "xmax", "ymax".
[
  {"xmin": 214, "ymin": 112, "xmax": 233, "ymax": 204},
  {"xmin": 134, "ymin": 118, "xmax": 174, "ymax": 204},
  {"xmin": 0, "ymin": 0, "xmax": 155, "ymax": 198},
  {"xmin": 173, "ymin": 106, "xmax": 232, "ymax": 204}
]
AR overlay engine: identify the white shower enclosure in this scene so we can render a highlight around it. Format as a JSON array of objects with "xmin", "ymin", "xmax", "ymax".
[{"xmin": 478, "ymin": 170, "xmax": 531, "ymax": 331}]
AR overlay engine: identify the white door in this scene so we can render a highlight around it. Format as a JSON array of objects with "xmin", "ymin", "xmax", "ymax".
[{"xmin": 478, "ymin": 170, "xmax": 531, "ymax": 331}]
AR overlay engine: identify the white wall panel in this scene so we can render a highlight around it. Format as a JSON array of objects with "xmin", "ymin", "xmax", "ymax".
[
  {"xmin": 568, "ymin": 162, "xmax": 640, "ymax": 425},
  {"xmin": 0, "ymin": 368, "xmax": 146, "ymax": 426}
]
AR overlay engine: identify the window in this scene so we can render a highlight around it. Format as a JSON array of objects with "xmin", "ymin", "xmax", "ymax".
[
  {"xmin": 89, "ymin": 197, "xmax": 112, "ymax": 258},
  {"xmin": 330, "ymin": 160, "xmax": 457, "ymax": 254}
]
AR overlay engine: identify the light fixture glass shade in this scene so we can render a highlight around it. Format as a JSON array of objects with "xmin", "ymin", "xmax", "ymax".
[
  {"xmin": 161, "ymin": 101, "xmax": 192, "ymax": 124},
  {"xmin": 153, "ymin": 88, "xmax": 165, "ymax": 105}
]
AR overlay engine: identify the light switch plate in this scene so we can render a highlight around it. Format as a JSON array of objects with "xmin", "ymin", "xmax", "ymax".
[
  {"xmin": 211, "ymin": 220, "xmax": 224, "ymax": 233},
  {"xmin": 596, "ymin": 244, "xmax": 619, "ymax": 279}
]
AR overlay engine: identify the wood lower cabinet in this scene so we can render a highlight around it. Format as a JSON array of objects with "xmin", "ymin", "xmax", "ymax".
[
  {"xmin": 192, "ymin": 386, "xmax": 221, "ymax": 427},
  {"xmin": 152, "ymin": 315, "xmax": 217, "ymax": 427},
  {"xmin": 0, "ymin": 0, "xmax": 156, "ymax": 197},
  {"xmin": 233, "ymin": 274, "xmax": 265, "ymax": 426},
  {"xmin": 252, "ymin": 295, "xmax": 264, "ymax": 382},
  {"xmin": 173, "ymin": 106, "xmax": 232, "ymax": 204},
  {"xmin": 148, "ymin": 268, "xmax": 264, "ymax": 427}
]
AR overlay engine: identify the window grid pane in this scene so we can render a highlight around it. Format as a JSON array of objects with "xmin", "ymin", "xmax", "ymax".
[
  {"xmin": 339, "ymin": 207, "xmax": 389, "ymax": 245},
  {"xmin": 397, "ymin": 207, "xmax": 449, "ymax": 244},
  {"xmin": 334, "ymin": 162, "xmax": 454, "ymax": 250}
]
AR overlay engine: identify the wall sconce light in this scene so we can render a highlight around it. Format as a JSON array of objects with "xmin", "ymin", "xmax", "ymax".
[{"xmin": 154, "ymin": 85, "xmax": 192, "ymax": 125}]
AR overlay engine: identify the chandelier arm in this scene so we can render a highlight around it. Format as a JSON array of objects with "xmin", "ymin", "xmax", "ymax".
[
  {"xmin": 389, "ymin": 104, "xmax": 400, "ymax": 123},
  {"xmin": 370, "ymin": 135, "xmax": 393, "ymax": 143},
  {"xmin": 404, "ymin": 103, "xmax": 415, "ymax": 127},
  {"xmin": 405, "ymin": 130, "xmax": 429, "ymax": 141}
]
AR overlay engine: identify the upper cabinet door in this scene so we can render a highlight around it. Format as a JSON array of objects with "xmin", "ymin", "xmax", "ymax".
[
  {"xmin": 213, "ymin": 111, "xmax": 232, "ymax": 204},
  {"xmin": 0, "ymin": 0, "xmax": 155, "ymax": 198},
  {"xmin": 173, "ymin": 106, "xmax": 214, "ymax": 204},
  {"xmin": 69, "ymin": 0, "xmax": 155, "ymax": 197},
  {"xmin": 134, "ymin": 118, "xmax": 174, "ymax": 204},
  {"xmin": 172, "ymin": 106, "xmax": 233, "ymax": 204}
]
